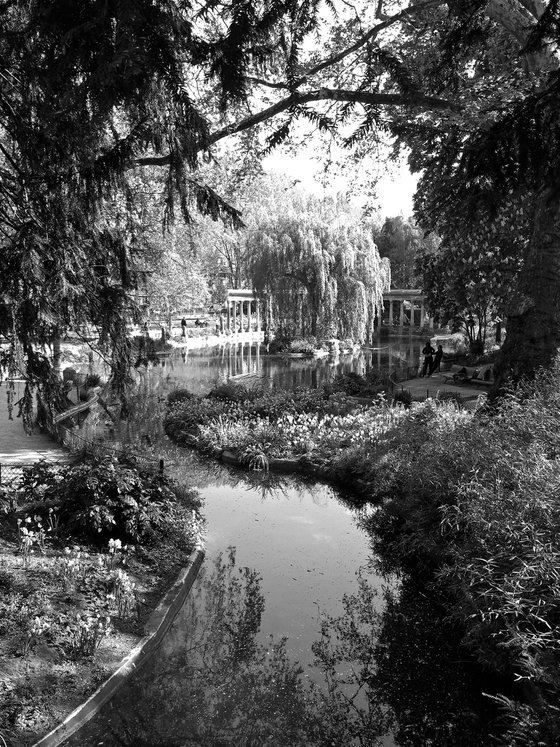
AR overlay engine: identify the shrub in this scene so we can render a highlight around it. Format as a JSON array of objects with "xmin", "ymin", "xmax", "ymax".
[
  {"xmin": 288, "ymin": 337, "xmax": 318, "ymax": 356},
  {"xmin": 165, "ymin": 397, "xmax": 229, "ymax": 440},
  {"xmin": 207, "ymin": 381, "xmax": 251, "ymax": 402},
  {"xmin": 326, "ymin": 369, "xmax": 389, "ymax": 398},
  {"xmin": 392, "ymin": 389, "xmax": 412, "ymax": 408},
  {"xmin": 167, "ymin": 388, "xmax": 195, "ymax": 405},
  {"xmin": 19, "ymin": 460, "xmax": 65, "ymax": 503},
  {"xmin": 18, "ymin": 457, "xmax": 188, "ymax": 544},
  {"xmin": 435, "ymin": 390, "xmax": 463, "ymax": 407},
  {"xmin": 329, "ymin": 372, "xmax": 366, "ymax": 396}
]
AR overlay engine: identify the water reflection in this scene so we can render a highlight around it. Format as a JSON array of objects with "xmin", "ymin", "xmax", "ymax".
[
  {"xmin": 154, "ymin": 338, "xmax": 429, "ymax": 395},
  {"xmin": 67, "ymin": 550, "xmax": 313, "ymax": 746},
  {"xmin": 310, "ymin": 573, "xmax": 498, "ymax": 746},
  {"xmin": 371, "ymin": 581, "xmax": 498, "ymax": 745},
  {"xmin": 66, "ymin": 551, "xmax": 496, "ymax": 747}
]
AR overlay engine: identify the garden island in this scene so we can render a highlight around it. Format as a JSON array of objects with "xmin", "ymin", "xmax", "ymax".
[{"xmin": 1, "ymin": 1, "xmax": 560, "ymax": 745}]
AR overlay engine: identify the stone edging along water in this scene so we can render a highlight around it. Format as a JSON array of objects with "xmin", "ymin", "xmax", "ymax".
[
  {"xmin": 221, "ymin": 448, "xmax": 326, "ymax": 476},
  {"xmin": 32, "ymin": 547, "xmax": 205, "ymax": 747},
  {"xmin": 174, "ymin": 431, "xmax": 370, "ymax": 497}
]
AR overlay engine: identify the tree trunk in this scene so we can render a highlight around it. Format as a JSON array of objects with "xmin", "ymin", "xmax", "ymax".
[
  {"xmin": 493, "ymin": 188, "xmax": 560, "ymax": 393},
  {"xmin": 52, "ymin": 334, "xmax": 62, "ymax": 378}
]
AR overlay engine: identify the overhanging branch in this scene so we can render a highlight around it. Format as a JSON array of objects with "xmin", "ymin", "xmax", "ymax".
[{"xmin": 134, "ymin": 87, "xmax": 456, "ymax": 167}]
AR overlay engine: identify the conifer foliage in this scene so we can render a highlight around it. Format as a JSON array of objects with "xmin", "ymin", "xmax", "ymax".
[{"xmin": 0, "ymin": 0, "xmax": 257, "ymax": 420}]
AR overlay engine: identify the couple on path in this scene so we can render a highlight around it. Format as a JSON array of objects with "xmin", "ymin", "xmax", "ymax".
[{"xmin": 420, "ymin": 341, "xmax": 443, "ymax": 377}]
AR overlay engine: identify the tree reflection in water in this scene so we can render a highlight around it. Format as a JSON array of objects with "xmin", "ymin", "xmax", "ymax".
[
  {"xmin": 69, "ymin": 551, "xmax": 496, "ymax": 746},
  {"xmin": 312, "ymin": 574, "xmax": 498, "ymax": 746}
]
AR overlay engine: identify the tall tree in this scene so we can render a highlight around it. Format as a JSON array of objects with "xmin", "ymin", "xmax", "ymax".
[
  {"xmin": 375, "ymin": 216, "xmax": 435, "ymax": 288},
  {"xmin": 0, "ymin": 0, "xmax": 246, "ymax": 420}
]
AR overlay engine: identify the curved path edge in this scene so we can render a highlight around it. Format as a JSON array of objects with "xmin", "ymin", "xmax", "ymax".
[{"xmin": 32, "ymin": 547, "xmax": 205, "ymax": 747}]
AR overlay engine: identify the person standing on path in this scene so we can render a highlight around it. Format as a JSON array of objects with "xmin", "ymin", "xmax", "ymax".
[
  {"xmin": 421, "ymin": 340, "xmax": 435, "ymax": 377},
  {"xmin": 430, "ymin": 344, "xmax": 444, "ymax": 375},
  {"xmin": 181, "ymin": 317, "xmax": 187, "ymax": 337}
]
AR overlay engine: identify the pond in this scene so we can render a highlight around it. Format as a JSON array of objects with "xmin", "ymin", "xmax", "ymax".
[
  {"xmin": 66, "ymin": 442, "xmax": 496, "ymax": 746},
  {"xmin": 152, "ymin": 335, "xmax": 443, "ymax": 395}
]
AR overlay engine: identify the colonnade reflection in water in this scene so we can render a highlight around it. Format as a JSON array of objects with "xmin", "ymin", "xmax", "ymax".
[{"xmin": 158, "ymin": 338, "xmax": 426, "ymax": 395}]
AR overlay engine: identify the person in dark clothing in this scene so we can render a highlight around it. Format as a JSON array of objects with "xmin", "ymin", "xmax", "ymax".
[
  {"xmin": 421, "ymin": 340, "xmax": 435, "ymax": 377},
  {"xmin": 181, "ymin": 317, "xmax": 187, "ymax": 337},
  {"xmin": 429, "ymin": 344, "xmax": 444, "ymax": 375}
]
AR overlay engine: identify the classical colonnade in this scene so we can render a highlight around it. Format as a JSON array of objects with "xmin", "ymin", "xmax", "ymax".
[
  {"xmin": 221, "ymin": 288, "xmax": 430, "ymax": 334},
  {"xmin": 381, "ymin": 289, "xmax": 433, "ymax": 330},
  {"xmin": 223, "ymin": 289, "xmax": 261, "ymax": 332}
]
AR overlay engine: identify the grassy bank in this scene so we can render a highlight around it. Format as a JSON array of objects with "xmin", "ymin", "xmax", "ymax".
[
  {"xmin": 164, "ymin": 368, "xmax": 560, "ymax": 744},
  {"xmin": 0, "ymin": 455, "xmax": 201, "ymax": 746}
]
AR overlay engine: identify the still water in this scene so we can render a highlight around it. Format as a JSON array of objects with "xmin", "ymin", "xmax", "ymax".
[
  {"xmin": 154, "ymin": 336, "xmax": 429, "ymax": 395},
  {"xmin": 66, "ymin": 441, "xmax": 387, "ymax": 746}
]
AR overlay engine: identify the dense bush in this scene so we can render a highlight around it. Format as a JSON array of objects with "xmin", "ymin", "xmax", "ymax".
[
  {"xmin": 326, "ymin": 369, "xmax": 388, "ymax": 398},
  {"xmin": 360, "ymin": 367, "xmax": 560, "ymax": 742},
  {"xmin": 392, "ymin": 389, "xmax": 413, "ymax": 408},
  {"xmin": 267, "ymin": 334, "xmax": 323, "ymax": 356},
  {"xmin": 18, "ymin": 457, "xmax": 199, "ymax": 545},
  {"xmin": 165, "ymin": 384, "xmax": 335, "ymax": 447},
  {"xmin": 167, "ymin": 388, "xmax": 196, "ymax": 405},
  {"xmin": 165, "ymin": 383, "xmax": 400, "ymax": 461},
  {"xmin": 288, "ymin": 338, "xmax": 321, "ymax": 356}
]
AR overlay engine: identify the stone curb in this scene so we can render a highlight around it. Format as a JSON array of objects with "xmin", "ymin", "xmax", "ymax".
[
  {"xmin": 220, "ymin": 449, "xmax": 327, "ymax": 478},
  {"xmin": 32, "ymin": 547, "xmax": 205, "ymax": 747}
]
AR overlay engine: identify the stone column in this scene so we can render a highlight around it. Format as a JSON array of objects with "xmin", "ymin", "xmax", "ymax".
[
  {"xmin": 256, "ymin": 300, "xmax": 261, "ymax": 332},
  {"xmin": 399, "ymin": 300, "xmax": 404, "ymax": 328},
  {"xmin": 247, "ymin": 300, "xmax": 253, "ymax": 333},
  {"xmin": 420, "ymin": 301, "xmax": 425, "ymax": 329},
  {"xmin": 227, "ymin": 301, "xmax": 231, "ymax": 331},
  {"xmin": 389, "ymin": 300, "xmax": 394, "ymax": 326},
  {"xmin": 232, "ymin": 300, "xmax": 237, "ymax": 332}
]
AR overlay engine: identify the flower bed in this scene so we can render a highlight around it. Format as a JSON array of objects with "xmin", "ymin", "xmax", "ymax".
[
  {"xmin": 0, "ymin": 456, "xmax": 202, "ymax": 746},
  {"xmin": 164, "ymin": 382, "xmax": 408, "ymax": 479}
]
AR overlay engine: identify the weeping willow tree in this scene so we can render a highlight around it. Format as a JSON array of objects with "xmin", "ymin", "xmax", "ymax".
[{"xmin": 247, "ymin": 215, "xmax": 390, "ymax": 343}]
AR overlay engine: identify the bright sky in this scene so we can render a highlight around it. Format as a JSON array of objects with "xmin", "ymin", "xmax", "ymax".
[{"xmin": 262, "ymin": 151, "xmax": 418, "ymax": 218}]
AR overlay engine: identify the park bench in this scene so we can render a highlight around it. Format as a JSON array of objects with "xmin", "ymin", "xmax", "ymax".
[
  {"xmin": 469, "ymin": 364, "xmax": 495, "ymax": 388},
  {"xmin": 440, "ymin": 364, "xmax": 469, "ymax": 384},
  {"xmin": 441, "ymin": 364, "xmax": 495, "ymax": 387}
]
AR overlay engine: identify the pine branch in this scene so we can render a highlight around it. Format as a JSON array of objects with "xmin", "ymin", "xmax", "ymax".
[
  {"xmin": 245, "ymin": 76, "xmax": 290, "ymax": 90},
  {"xmin": 292, "ymin": 0, "xmax": 446, "ymax": 88},
  {"xmin": 134, "ymin": 86, "xmax": 456, "ymax": 169},
  {"xmin": 205, "ymin": 88, "xmax": 457, "ymax": 145}
]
